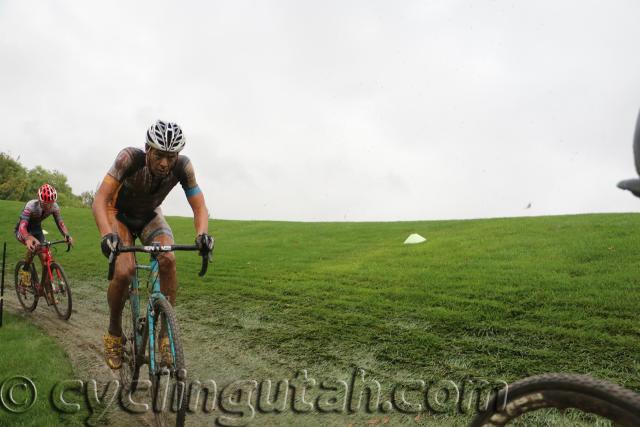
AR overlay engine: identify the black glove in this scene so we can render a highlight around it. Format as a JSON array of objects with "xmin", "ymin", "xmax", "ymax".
[
  {"xmin": 195, "ymin": 233, "xmax": 214, "ymax": 258},
  {"xmin": 101, "ymin": 233, "xmax": 121, "ymax": 258}
]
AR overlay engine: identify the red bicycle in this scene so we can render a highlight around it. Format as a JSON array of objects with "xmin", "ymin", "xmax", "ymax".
[{"xmin": 14, "ymin": 239, "xmax": 73, "ymax": 320}]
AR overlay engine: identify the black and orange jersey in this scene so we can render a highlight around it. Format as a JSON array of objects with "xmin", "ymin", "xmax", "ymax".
[{"xmin": 107, "ymin": 147, "xmax": 201, "ymax": 218}]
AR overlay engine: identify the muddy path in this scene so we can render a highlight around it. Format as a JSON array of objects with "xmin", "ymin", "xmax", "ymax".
[
  {"xmin": 6, "ymin": 278, "xmax": 305, "ymax": 427},
  {"xmin": 7, "ymin": 277, "xmax": 444, "ymax": 427},
  {"xmin": 6, "ymin": 280, "xmax": 154, "ymax": 426}
]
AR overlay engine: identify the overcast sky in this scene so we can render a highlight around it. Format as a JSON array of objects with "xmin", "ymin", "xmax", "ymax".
[{"xmin": 2, "ymin": 1, "xmax": 640, "ymax": 221}]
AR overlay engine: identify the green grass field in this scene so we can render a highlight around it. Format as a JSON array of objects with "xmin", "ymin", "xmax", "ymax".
[
  {"xmin": 0, "ymin": 312, "xmax": 85, "ymax": 426},
  {"xmin": 1, "ymin": 199, "xmax": 639, "ymax": 425}
]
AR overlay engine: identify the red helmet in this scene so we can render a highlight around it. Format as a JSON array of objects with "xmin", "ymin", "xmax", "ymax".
[{"xmin": 38, "ymin": 183, "xmax": 57, "ymax": 203}]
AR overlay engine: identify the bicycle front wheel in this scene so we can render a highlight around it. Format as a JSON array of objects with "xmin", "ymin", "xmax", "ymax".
[
  {"xmin": 14, "ymin": 261, "xmax": 39, "ymax": 312},
  {"xmin": 50, "ymin": 262, "xmax": 72, "ymax": 320},
  {"xmin": 120, "ymin": 295, "xmax": 143, "ymax": 396},
  {"xmin": 470, "ymin": 373, "xmax": 640, "ymax": 427},
  {"xmin": 149, "ymin": 298, "xmax": 187, "ymax": 427}
]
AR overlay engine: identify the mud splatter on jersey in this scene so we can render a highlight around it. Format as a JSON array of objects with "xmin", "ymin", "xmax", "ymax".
[{"xmin": 107, "ymin": 147, "xmax": 200, "ymax": 218}]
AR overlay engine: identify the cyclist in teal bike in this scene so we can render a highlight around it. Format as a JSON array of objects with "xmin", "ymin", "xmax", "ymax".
[{"xmin": 92, "ymin": 120, "xmax": 214, "ymax": 370}]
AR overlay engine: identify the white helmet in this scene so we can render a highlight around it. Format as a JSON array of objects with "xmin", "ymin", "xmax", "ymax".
[{"xmin": 146, "ymin": 120, "xmax": 186, "ymax": 152}]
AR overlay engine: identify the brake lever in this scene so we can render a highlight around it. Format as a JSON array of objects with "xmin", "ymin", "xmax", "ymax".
[
  {"xmin": 197, "ymin": 237, "xmax": 214, "ymax": 277},
  {"xmin": 108, "ymin": 251, "xmax": 117, "ymax": 281},
  {"xmin": 198, "ymin": 252, "xmax": 209, "ymax": 277}
]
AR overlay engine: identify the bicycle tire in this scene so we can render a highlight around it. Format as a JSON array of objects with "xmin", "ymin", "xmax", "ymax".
[
  {"xmin": 49, "ymin": 262, "xmax": 72, "ymax": 320},
  {"xmin": 150, "ymin": 298, "xmax": 188, "ymax": 427},
  {"xmin": 470, "ymin": 373, "xmax": 640, "ymax": 427},
  {"xmin": 120, "ymin": 296, "xmax": 143, "ymax": 395},
  {"xmin": 14, "ymin": 261, "xmax": 39, "ymax": 312}
]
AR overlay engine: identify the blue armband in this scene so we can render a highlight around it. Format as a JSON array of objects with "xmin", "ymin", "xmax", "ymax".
[{"xmin": 184, "ymin": 185, "xmax": 202, "ymax": 198}]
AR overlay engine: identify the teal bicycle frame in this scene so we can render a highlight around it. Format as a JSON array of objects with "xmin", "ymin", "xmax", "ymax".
[
  {"xmin": 130, "ymin": 256, "xmax": 177, "ymax": 375},
  {"xmin": 108, "ymin": 242, "xmax": 209, "ymax": 380},
  {"xmin": 108, "ymin": 241, "xmax": 210, "ymax": 426}
]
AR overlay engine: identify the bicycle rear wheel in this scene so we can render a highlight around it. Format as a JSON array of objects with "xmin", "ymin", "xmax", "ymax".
[
  {"xmin": 49, "ymin": 262, "xmax": 72, "ymax": 320},
  {"xmin": 470, "ymin": 373, "xmax": 640, "ymax": 427},
  {"xmin": 149, "ymin": 298, "xmax": 187, "ymax": 427},
  {"xmin": 14, "ymin": 261, "xmax": 39, "ymax": 312}
]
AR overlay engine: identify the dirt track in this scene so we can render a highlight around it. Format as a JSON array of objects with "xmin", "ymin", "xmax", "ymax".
[
  {"xmin": 6, "ymin": 278, "xmax": 312, "ymax": 427},
  {"xmin": 7, "ymin": 280, "xmax": 153, "ymax": 426},
  {"xmin": 7, "ymin": 277, "xmax": 426, "ymax": 427}
]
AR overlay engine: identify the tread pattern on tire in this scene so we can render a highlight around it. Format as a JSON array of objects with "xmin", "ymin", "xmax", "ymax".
[
  {"xmin": 120, "ymin": 296, "xmax": 142, "ymax": 395},
  {"xmin": 470, "ymin": 373, "xmax": 640, "ymax": 427},
  {"xmin": 14, "ymin": 261, "xmax": 38, "ymax": 312},
  {"xmin": 151, "ymin": 298, "xmax": 187, "ymax": 427},
  {"xmin": 50, "ymin": 262, "xmax": 72, "ymax": 320}
]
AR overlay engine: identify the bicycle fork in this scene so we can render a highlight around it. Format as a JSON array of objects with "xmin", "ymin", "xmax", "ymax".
[
  {"xmin": 42, "ymin": 264, "xmax": 57, "ymax": 305},
  {"xmin": 130, "ymin": 257, "xmax": 179, "ymax": 374},
  {"xmin": 131, "ymin": 263, "xmax": 148, "ymax": 366},
  {"xmin": 146, "ymin": 256, "xmax": 177, "ymax": 375}
]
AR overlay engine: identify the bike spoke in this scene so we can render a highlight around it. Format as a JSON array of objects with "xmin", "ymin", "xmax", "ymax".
[
  {"xmin": 14, "ymin": 262, "xmax": 39, "ymax": 312},
  {"xmin": 50, "ymin": 263, "xmax": 72, "ymax": 320},
  {"xmin": 149, "ymin": 298, "xmax": 187, "ymax": 426}
]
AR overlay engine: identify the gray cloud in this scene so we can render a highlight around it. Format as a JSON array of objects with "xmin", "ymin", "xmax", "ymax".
[{"xmin": 2, "ymin": 0, "xmax": 640, "ymax": 221}]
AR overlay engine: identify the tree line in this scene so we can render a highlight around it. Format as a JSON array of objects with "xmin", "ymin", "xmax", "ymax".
[{"xmin": 0, "ymin": 152, "xmax": 94, "ymax": 208}]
